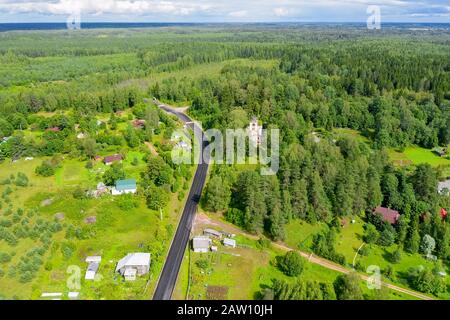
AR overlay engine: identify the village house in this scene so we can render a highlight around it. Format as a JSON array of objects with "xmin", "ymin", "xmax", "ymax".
[
  {"xmin": 111, "ymin": 179, "xmax": 137, "ymax": 196},
  {"xmin": 203, "ymin": 229, "xmax": 222, "ymax": 239},
  {"xmin": 373, "ymin": 206, "xmax": 401, "ymax": 225},
  {"xmin": 132, "ymin": 119, "xmax": 146, "ymax": 129},
  {"xmin": 438, "ymin": 180, "xmax": 450, "ymax": 196},
  {"xmin": 247, "ymin": 117, "xmax": 263, "ymax": 146},
  {"xmin": 0, "ymin": 136, "xmax": 11, "ymax": 145},
  {"xmin": 85, "ymin": 256, "xmax": 101, "ymax": 280},
  {"xmin": 192, "ymin": 236, "xmax": 212, "ymax": 253},
  {"xmin": 103, "ymin": 154, "xmax": 123, "ymax": 165},
  {"xmin": 46, "ymin": 127, "xmax": 61, "ymax": 132},
  {"xmin": 87, "ymin": 182, "xmax": 109, "ymax": 198},
  {"xmin": 77, "ymin": 132, "xmax": 86, "ymax": 139},
  {"xmin": 115, "ymin": 253, "xmax": 151, "ymax": 281},
  {"xmin": 223, "ymin": 238, "xmax": 237, "ymax": 248},
  {"xmin": 433, "ymin": 147, "xmax": 447, "ymax": 158}
]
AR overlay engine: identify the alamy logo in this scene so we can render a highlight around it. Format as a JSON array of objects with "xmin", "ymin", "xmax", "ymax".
[
  {"xmin": 367, "ymin": 5, "xmax": 381, "ymax": 30},
  {"xmin": 67, "ymin": 9, "xmax": 81, "ymax": 30}
]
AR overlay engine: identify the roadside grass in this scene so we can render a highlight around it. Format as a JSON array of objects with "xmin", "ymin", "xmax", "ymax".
[{"xmin": 284, "ymin": 219, "xmax": 326, "ymax": 252}]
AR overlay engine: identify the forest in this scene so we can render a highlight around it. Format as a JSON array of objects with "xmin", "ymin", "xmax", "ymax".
[{"xmin": 0, "ymin": 25, "xmax": 449, "ymax": 299}]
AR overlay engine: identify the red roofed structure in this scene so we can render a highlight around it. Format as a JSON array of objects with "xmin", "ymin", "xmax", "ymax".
[
  {"xmin": 373, "ymin": 207, "xmax": 400, "ymax": 225},
  {"xmin": 441, "ymin": 208, "xmax": 448, "ymax": 220},
  {"xmin": 103, "ymin": 154, "xmax": 123, "ymax": 165},
  {"xmin": 46, "ymin": 127, "xmax": 61, "ymax": 132}
]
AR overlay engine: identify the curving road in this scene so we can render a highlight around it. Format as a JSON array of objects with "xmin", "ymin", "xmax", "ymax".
[{"xmin": 152, "ymin": 101, "xmax": 209, "ymax": 300}]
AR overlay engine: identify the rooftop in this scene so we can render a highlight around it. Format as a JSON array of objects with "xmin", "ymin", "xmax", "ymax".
[
  {"xmin": 116, "ymin": 253, "xmax": 151, "ymax": 272},
  {"xmin": 374, "ymin": 207, "xmax": 400, "ymax": 225},
  {"xmin": 104, "ymin": 154, "xmax": 123, "ymax": 163},
  {"xmin": 115, "ymin": 179, "xmax": 137, "ymax": 191},
  {"xmin": 193, "ymin": 236, "xmax": 211, "ymax": 249}
]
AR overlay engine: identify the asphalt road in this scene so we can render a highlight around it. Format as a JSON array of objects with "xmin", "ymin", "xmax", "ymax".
[{"xmin": 153, "ymin": 102, "xmax": 209, "ymax": 300}]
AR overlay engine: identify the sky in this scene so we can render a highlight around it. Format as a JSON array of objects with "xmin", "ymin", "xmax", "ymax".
[{"xmin": 0, "ymin": 0, "xmax": 448, "ymax": 23}]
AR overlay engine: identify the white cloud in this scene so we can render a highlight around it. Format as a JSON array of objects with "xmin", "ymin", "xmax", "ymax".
[
  {"xmin": 228, "ymin": 10, "xmax": 247, "ymax": 18},
  {"xmin": 273, "ymin": 7, "xmax": 289, "ymax": 17},
  {"xmin": 0, "ymin": 0, "xmax": 448, "ymax": 22}
]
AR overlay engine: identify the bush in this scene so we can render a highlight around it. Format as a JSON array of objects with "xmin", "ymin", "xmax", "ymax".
[
  {"xmin": 72, "ymin": 187, "xmax": 86, "ymax": 200},
  {"xmin": 0, "ymin": 252, "xmax": 11, "ymax": 263},
  {"xmin": 14, "ymin": 173, "xmax": 28, "ymax": 187},
  {"xmin": 278, "ymin": 251, "xmax": 305, "ymax": 277},
  {"xmin": 195, "ymin": 259, "xmax": 209, "ymax": 269},
  {"xmin": 61, "ymin": 242, "xmax": 75, "ymax": 260},
  {"xmin": 35, "ymin": 161, "xmax": 55, "ymax": 177}
]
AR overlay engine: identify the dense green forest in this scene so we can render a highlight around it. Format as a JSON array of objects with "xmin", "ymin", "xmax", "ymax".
[{"xmin": 0, "ymin": 25, "xmax": 449, "ymax": 298}]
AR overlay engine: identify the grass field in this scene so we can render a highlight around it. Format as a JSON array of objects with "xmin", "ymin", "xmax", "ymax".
[
  {"xmin": 284, "ymin": 217, "xmax": 450, "ymax": 299},
  {"xmin": 174, "ymin": 231, "xmax": 418, "ymax": 300},
  {"xmin": 0, "ymin": 128, "xmax": 195, "ymax": 300},
  {"xmin": 389, "ymin": 146, "xmax": 450, "ymax": 176}
]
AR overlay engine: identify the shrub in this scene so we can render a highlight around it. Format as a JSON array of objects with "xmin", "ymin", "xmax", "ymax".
[
  {"xmin": 14, "ymin": 173, "xmax": 28, "ymax": 187},
  {"xmin": 35, "ymin": 161, "xmax": 55, "ymax": 177},
  {"xmin": 195, "ymin": 259, "xmax": 209, "ymax": 269},
  {"xmin": 278, "ymin": 251, "xmax": 305, "ymax": 277}
]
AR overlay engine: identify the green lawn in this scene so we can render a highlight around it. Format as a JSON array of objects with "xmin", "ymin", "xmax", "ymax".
[
  {"xmin": 389, "ymin": 146, "xmax": 450, "ymax": 176},
  {"xmin": 284, "ymin": 219, "xmax": 326, "ymax": 252}
]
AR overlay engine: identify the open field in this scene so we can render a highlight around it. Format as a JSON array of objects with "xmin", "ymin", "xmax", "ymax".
[
  {"xmin": 389, "ymin": 147, "xmax": 450, "ymax": 176},
  {"xmin": 173, "ymin": 213, "xmax": 420, "ymax": 300}
]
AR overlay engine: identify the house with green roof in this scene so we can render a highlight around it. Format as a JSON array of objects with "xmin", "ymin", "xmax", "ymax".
[{"xmin": 112, "ymin": 179, "xmax": 137, "ymax": 196}]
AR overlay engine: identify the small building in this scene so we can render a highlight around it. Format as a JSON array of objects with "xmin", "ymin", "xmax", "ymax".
[
  {"xmin": 373, "ymin": 207, "xmax": 400, "ymax": 225},
  {"xmin": 24, "ymin": 157, "xmax": 34, "ymax": 161},
  {"xmin": 85, "ymin": 256, "xmax": 101, "ymax": 280},
  {"xmin": 192, "ymin": 236, "xmax": 212, "ymax": 253},
  {"xmin": 132, "ymin": 119, "xmax": 146, "ymax": 129},
  {"xmin": 77, "ymin": 133, "xmax": 86, "ymax": 139},
  {"xmin": 203, "ymin": 229, "xmax": 222, "ymax": 239},
  {"xmin": 41, "ymin": 292, "xmax": 63, "ymax": 300},
  {"xmin": 112, "ymin": 179, "xmax": 137, "ymax": 196},
  {"xmin": 433, "ymin": 147, "xmax": 447, "ymax": 157},
  {"xmin": 176, "ymin": 141, "xmax": 192, "ymax": 151},
  {"xmin": 115, "ymin": 253, "xmax": 151, "ymax": 281},
  {"xmin": 223, "ymin": 238, "xmax": 236, "ymax": 248},
  {"xmin": 441, "ymin": 208, "xmax": 448, "ymax": 220},
  {"xmin": 46, "ymin": 127, "xmax": 61, "ymax": 132},
  {"xmin": 247, "ymin": 117, "xmax": 263, "ymax": 146},
  {"xmin": 68, "ymin": 292, "xmax": 80, "ymax": 300},
  {"xmin": 104, "ymin": 154, "xmax": 123, "ymax": 165},
  {"xmin": 438, "ymin": 180, "xmax": 450, "ymax": 196},
  {"xmin": 1, "ymin": 136, "xmax": 11, "ymax": 144}
]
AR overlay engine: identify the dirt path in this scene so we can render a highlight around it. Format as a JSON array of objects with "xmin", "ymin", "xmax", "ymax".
[
  {"xmin": 144, "ymin": 142, "xmax": 159, "ymax": 156},
  {"xmin": 194, "ymin": 213, "xmax": 435, "ymax": 301}
]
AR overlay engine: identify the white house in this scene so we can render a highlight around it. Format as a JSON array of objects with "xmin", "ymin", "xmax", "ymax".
[
  {"xmin": 116, "ymin": 253, "xmax": 151, "ymax": 281},
  {"xmin": 438, "ymin": 180, "xmax": 450, "ymax": 195},
  {"xmin": 85, "ymin": 256, "xmax": 101, "ymax": 280},
  {"xmin": 223, "ymin": 238, "xmax": 236, "ymax": 248},
  {"xmin": 192, "ymin": 236, "xmax": 212, "ymax": 253},
  {"xmin": 111, "ymin": 179, "xmax": 137, "ymax": 196}
]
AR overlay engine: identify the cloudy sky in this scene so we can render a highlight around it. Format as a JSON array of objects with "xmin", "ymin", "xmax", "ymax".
[{"xmin": 0, "ymin": 0, "xmax": 448, "ymax": 23}]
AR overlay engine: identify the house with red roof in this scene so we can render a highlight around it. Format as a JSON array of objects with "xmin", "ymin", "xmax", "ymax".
[
  {"xmin": 373, "ymin": 207, "xmax": 400, "ymax": 225},
  {"xmin": 46, "ymin": 127, "xmax": 61, "ymax": 132},
  {"xmin": 132, "ymin": 119, "xmax": 146, "ymax": 129},
  {"xmin": 441, "ymin": 208, "xmax": 448, "ymax": 220},
  {"xmin": 103, "ymin": 154, "xmax": 123, "ymax": 165}
]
